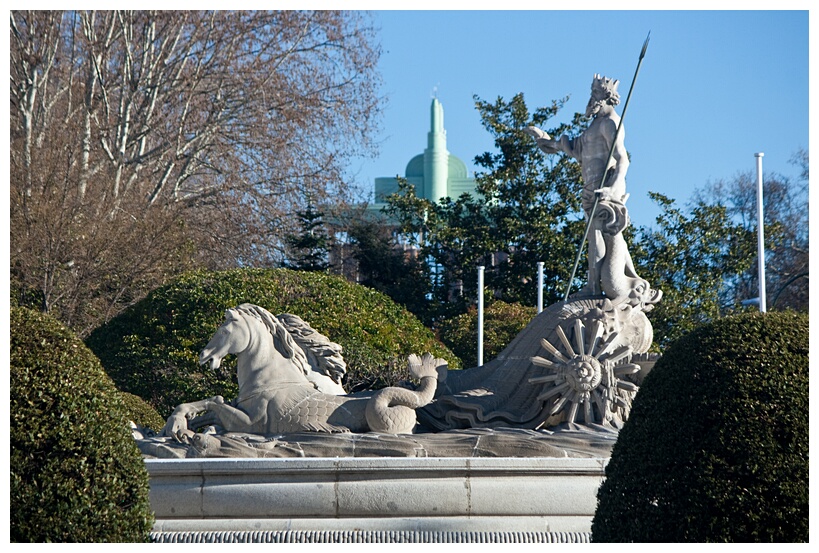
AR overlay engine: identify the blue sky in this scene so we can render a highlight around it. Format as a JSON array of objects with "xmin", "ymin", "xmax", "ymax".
[{"xmin": 349, "ymin": 8, "xmax": 810, "ymax": 230}]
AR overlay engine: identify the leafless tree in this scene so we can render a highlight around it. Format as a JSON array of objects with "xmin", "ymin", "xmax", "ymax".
[{"xmin": 10, "ymin": 10, "xmax": 383, "ymax": 334}]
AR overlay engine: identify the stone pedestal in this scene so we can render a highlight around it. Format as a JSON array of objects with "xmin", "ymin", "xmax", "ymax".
[{"xmin": 147, "ymin": 456, "xmax": 607, "ymax": 543}]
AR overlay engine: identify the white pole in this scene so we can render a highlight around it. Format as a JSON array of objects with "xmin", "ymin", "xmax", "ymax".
[
  {"xmin": 477, "ymin": 266, "xmax": 485, "ymax": 366},
  {"xmin": 537, "ymin": 262, "xmax": 544, "ymax": 313},
  {"xmin": 755, "ymin": 153, "xmax": 766, "ymax": 313}
]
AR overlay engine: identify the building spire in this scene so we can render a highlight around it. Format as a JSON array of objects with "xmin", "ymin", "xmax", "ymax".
[
  {"xmin": 430, "ymin": 97, "xmax": 445, "ymax": 135},
  {"xmin": 425, "ymin": 97, "xmax": 448, "ymax": 202}
]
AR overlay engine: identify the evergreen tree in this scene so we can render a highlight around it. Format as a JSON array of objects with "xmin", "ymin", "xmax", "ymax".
[
  {"xmin": 347, "ymin": 218, "xmax": 433, "ymax": 323},
  {"xmin": 471, "ymin": 93, "xmax": 587, "ymax": 305},
  {"xmin": 630, "ymin": 193, "xmax": 756, "ymax": 348},
  {"xmin": 286, "ymin": 203, "xmax": 330, "ymax": 272}
]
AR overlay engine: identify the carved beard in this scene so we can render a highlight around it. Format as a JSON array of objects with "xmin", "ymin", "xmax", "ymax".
[{"xmin": 586, "ymin": 98, "xmax": 605, "ymax": 118}]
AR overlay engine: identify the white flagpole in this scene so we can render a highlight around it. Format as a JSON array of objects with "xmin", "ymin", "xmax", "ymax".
[
  {"xmin": 477, "ymin": 266, "xmax": 485, "ymax": 366},
  {"xmin": 755, "ymin": 153, "xmax": 766, "ymax": 313}
]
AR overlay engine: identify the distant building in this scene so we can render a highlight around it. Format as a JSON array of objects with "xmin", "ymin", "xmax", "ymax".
[
  {"xmin": 368, "ymin": 98, "xmax": 476, "ymax": 213},
  {"xmin": 332, "ymin": 98, "xmax": 479, "ymax": 292}
]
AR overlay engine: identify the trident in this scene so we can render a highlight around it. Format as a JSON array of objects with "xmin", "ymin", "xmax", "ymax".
[{"xmin": 563, "ymin": 32, "xmax": 651, "ymax": 301}]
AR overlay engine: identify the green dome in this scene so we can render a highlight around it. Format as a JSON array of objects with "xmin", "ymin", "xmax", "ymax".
[
  {"xmin": 370, "ymin": 99, "xmax": 476, "ymax": 209},
  {"xmin": 448, "ymin": 155, "xmax": 467, "ymax": 178},
  {"xmin": 405, "ymin": 154, "xmax": 425, "ymax": 177}
]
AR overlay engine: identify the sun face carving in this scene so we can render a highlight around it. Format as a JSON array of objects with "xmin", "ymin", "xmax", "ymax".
[{"xmin": 529, "ymin": 318, "xmax": 641, "ymax": 428}]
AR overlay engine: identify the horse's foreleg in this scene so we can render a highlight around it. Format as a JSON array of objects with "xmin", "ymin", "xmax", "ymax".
[{"xmin": 160, "ymin": 396, "xmax": 225, "ymax": 443}]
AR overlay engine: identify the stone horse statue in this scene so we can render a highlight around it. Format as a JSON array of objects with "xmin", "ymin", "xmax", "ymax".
[{"xmin": 161, "ymin": 304, "xmax": 445, "ymax": 442}]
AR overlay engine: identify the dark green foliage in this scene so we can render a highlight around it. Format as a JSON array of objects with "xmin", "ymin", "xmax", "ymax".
[
  {"xmin": 632, "ymin": 192, "xmax": 757, "ymax": 348},
  {"xmin": 470, "ymin": 94, "xmax": 586, "ymax": 305},
  {"xmin": 346, "ymin": 217, "xmax": 434, "ymax": 324},
  {"xmin": 438, "ymin": 300, "xmax": 537, "ymax": 368},
  {"xmin": 86, "ymin": 268, "xmax": 459, "ymax": 415},
  {"xmin": 10, "ymin": 307, "xmax": 154, "ymax": 543},
  {"xmin": 592, "ymin": 311, "xmax": 808, "ymax": 542},
  {"xmin": 119, "ymin": 392, "xmax": 165, "ymax": 433}
]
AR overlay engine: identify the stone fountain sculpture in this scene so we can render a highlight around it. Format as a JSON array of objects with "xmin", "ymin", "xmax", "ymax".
[
  {"xmin": 159, "ymin": 303, "xmax": 445, "ymax": 441},
  {"xmin": 419, "ymin": 74, "xmax": 661, "ymax": 432},
  {"xmin": 139, "ymin": 74, "xmax": 660, "ymax": 460}
]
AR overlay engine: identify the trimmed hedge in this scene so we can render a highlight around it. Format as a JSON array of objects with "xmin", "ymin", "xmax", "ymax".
[
  {"xmin": 437, "ymin": 300, "xmax": 537, "ymax": 368},
  {"xmin": 119, "ymin": 391, "xmax": 166, "ymax": 433},
  {"xmin": 10, "ymin": 307, "xmax": 154, "ymax": 542},
  {"xmin": 86, "ymin": 268, "xmax": 459, "ymax": 416},
  {"xmin": 592, "ymin": 311, "xmax": 808, "ymax": 542}
]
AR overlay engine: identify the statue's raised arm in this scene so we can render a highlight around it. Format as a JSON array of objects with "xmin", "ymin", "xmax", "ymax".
[{"xmin": 528, "ymin": 74, "xmax": 628, "ymax": 211}]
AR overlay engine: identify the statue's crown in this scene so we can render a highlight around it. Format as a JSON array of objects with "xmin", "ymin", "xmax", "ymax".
[{"xmin": 591, "ymin": 74, "xmax": 620, "ymax": 96}]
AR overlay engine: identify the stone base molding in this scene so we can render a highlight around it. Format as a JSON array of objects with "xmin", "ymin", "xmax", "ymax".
[{"xmin": 147, "ymin": 457, "xmax": 606, "ymax": 543}]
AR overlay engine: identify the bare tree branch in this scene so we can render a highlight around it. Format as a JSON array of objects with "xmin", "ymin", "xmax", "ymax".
[{"xmin": 10, "ymin": 10, "xmax": 383, "ymax": 333}]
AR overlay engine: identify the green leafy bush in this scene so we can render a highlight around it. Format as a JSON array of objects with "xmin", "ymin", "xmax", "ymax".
[
  {"xmin": 119, "ymin": 391, "xmax": 166, "ymax": 433},
  {"xmin": 437, "ymin": 300, "xmax": 537, "ymax": 368},
  {"xmin": 592, "ymin": 311, "xmax": 808, "ymax": 542},
  {"xmin": 86, "ymin": 268, "xmax": 458, "ymax": 416},
  {"xmin": 10, "ymin": 307, "xmax": 154, "ymax": 542}
]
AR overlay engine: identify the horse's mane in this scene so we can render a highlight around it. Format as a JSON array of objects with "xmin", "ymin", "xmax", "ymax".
[
  {"xmin": 234, "ymin": 304, "xmax": 311, "ymax": 377},
  {"xmin": 234, "ymin": 304, "xmax": 346, "ymax": 385},
  {"xmin": 276, "ymin": 313, "xmax": 347, "ymax": 385}
]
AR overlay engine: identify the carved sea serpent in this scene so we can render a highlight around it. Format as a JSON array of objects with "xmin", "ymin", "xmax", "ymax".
[{"xmin": 366, "ymin": 353, "xmax": 446, "ymax": 434}]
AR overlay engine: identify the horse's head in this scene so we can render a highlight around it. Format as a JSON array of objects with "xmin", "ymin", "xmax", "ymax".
[{"xmin": 200, "ymin": 308, "xmax": 251, "ymax": 370}]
